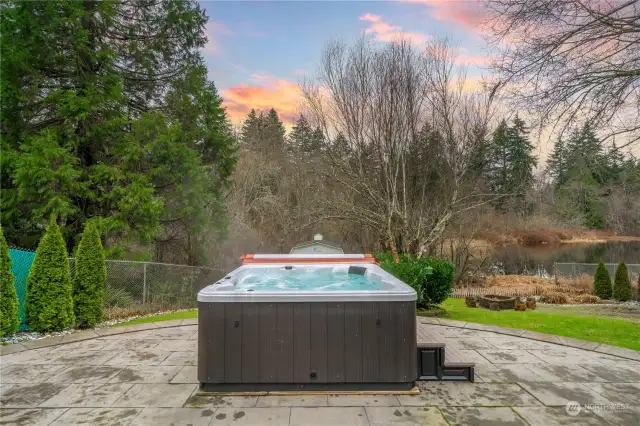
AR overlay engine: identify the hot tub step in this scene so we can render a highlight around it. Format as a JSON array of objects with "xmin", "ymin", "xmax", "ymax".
[
  {"xmin": 416, "ymin": 326, "xmax": 474, "ymax": 383},
  {"xmin": 443, "ymin": 347, "xmax": 475, "ymax": 382}
]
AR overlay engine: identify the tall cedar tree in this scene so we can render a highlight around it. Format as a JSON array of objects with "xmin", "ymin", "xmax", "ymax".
[
  {"xmin": 593, "ymin": 261, "xmax": 612, "ymax": 300},
  {"xmin": 26, "ymin": 217, "xmax": 75, "ymax": 332},
  {"xmin": 613, "ymin": 261, "xmax": 632, "ymax": 302},
  {"xmin": 0, "ymin": 1, "xmax": 236, "ymax": 259},
  {"xmin": 0, "ymin": 227, "xmax": 19, "ymax": 336},
  {"xmin": 73, "ymin": 222, "xmax": 106, "ymax": 328}
]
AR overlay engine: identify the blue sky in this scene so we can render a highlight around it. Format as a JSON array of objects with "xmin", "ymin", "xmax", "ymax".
[{"xmin": 199, "ymin": 1, "xmax": 490, "ymax": 124}]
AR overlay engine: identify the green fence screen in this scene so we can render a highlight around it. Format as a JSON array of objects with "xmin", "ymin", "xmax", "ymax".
[{"xmin": 9, "ymin": 248, "xmax": 35, "ymax": 330}]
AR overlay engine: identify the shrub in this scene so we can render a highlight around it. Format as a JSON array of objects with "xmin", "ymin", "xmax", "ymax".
[
  {"xmin": 573, "ymin": 294, "xmax": 601, "ymax": 304},
  {"xmin": 73, "ymin": 222, "xmax": 106, "ymax": 328},
  {"xmin": 376, "ymin": 252, "xmax": 453, "ymax": 307},
  {"xmin": 539, "ymin": 291, "xmax": 568, "ymax": 304},
  {"xmin": 26, "ymin": 216, "xmax": 75, "ymax": 332},
  {"xmin": 612, "ymin": 261, "xmax": 632, "ymax": 302},
  {"xmin": 593, "ymin": 261, "xmax": 612, "ymax": 299},
  {"xmin": 0, "ymin": 227, "xmax": 19, "ymax": 337}
]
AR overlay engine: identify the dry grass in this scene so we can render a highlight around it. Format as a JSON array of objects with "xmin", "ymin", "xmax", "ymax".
[
  {"xmin": 572, "ymin": 294, "xmax": 602, "ymax": 304},
  {"xmin": 539, "ymin": 291, "xmax": 569, "ymax": 304},
  {"xmin": 470, "ymin": 274, "xmax": 597, "ymax": 304}
]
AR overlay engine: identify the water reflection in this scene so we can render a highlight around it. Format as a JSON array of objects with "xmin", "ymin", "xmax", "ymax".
[{"xmin": 489, "ymin": 242, "xmax": 640, "ymax": 275}]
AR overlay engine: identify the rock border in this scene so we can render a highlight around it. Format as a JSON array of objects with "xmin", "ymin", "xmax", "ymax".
[{"xmin": 419, "ymin": 317, "xmax": 640, "ymax": 362}]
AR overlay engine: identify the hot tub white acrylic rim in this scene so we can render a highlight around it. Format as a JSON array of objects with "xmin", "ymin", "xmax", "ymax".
[{"xmin": 197, "ymin": 263, "xmax": 417, "ymax": 303}]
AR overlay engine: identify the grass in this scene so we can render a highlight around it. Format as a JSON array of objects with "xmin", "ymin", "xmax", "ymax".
[
  {"xmin": 112, "ymin": 299, "xmax": 640, "ymax": 351},
  {"xmin": 114, "ymin": 309, "xmax": 196, "ymax": 326},
  {"xmin": 440, "ymin": 298, "xmax": 640, "ymax": 351}
]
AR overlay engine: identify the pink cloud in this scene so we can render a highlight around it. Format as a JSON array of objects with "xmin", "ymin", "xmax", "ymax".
[
  {"xmin": 202, "ymin": 20, "xmax": 233, "ymax": 55},
  {"xmin": 455, "ymin": 49, "xmax": 493, "ymax": 67},
  {"xmin": 220, "ymin": 75, "xmax": 301, "ymax": 125},
  {"xmin": 359, "ymin": 13, "xmax": 430, "ymax": 45},
  {"xmin": 404, "ymin": 0, "xmax": 486, "ymax": 32}
]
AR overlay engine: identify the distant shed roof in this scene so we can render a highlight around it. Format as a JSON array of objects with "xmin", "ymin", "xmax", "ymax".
[{"xmin": 292, "ymin": 240, "xmax": 342, "ymax": 249}]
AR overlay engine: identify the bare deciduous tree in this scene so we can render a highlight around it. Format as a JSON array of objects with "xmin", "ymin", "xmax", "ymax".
[
  {"xmin": 302, "ymin": 38, "xmax": 496, "ymax": 259},
  {"xmin": 486, "ymin": 0, "xmax": 640, "ymax": 148}
]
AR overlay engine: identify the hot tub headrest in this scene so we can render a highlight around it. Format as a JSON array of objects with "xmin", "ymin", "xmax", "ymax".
[{"xmin": 348, "ymin": 266, "xmax": 367, "ymax": 275}]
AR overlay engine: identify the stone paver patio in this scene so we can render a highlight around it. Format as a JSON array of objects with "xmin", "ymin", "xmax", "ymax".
[{"xmin": 1, "ymin": 319, "xmax": 638, "ymax": 425}]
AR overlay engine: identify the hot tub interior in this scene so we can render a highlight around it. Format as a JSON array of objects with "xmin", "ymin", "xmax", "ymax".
[{"xmin": 226, "ymin": 265, "xmax": 387, "ymax": 292}]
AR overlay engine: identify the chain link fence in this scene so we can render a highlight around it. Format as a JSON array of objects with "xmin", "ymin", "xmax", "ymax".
[
  {"xmin": 554, "ymin": 262, "xmax": 640, "ymax": 282},
  {"xmin": 9, "ymin": 246, "xmax": 225, "ymax": 324},
  {"xmin": 68, "ymin": 259, "xmax": 225, "ymax": 319}
]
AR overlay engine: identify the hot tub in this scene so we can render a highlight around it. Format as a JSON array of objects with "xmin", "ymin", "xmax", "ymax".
[{"xmin": 197, "ymin": 254, "xmax": 417, "ymax": 392}]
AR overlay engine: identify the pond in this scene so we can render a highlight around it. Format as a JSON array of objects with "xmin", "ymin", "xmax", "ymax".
[{"xmin": 488, "ymin": 241, "xmax": 640, "ymax": 276}]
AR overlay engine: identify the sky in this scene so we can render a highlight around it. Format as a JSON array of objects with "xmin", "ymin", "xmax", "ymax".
[{"xmin": 200, "ymin": 0, "xmax": 491, "ymax": 126}]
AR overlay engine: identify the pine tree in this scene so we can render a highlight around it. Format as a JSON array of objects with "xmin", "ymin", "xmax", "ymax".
[
  {"xmin": 26, "ymin": 216, "xmax": 75, "ymax": 332},
  {"xmin": 73, "ymin": 222, "xmax": 106, "ymax": 328},
  {"xmin": 613, "ymin": 261, "xmax": 632, "ymax": 302},
  {"xmin": 0, "ymin": 227, "xmax": 19, "ymax": 336},
  {"xmin": 593, "ymin": 261, "xmax": 612, "ymax": 299}
]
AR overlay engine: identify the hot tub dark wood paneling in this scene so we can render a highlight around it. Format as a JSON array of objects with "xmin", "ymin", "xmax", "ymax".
[{"xmin": 198, "ymin": 301, "xmax": 417, "ymax": 391}]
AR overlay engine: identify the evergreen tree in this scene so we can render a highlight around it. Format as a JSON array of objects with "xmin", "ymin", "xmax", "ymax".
[
  {"xmin": 593, "ymin": 261, "xmax": 612, "ymax": 299},
  {"xmin": 330, "ymin": 132, "xmax": 351, "ymax": 159},
  {"xmin": 507, "ymin": 115, "xmax": 537, "ymax": 197},
  {"xmin": 289, "ymin": 114, "xmax": 314, "ymax": 155},
  {"xmin": 487, "ymin": 119, "xmax": 510, "ymax": 196},
  {"xmin": 240, "ymin": 109, "xmax": 264, "ymax": 149},
  {"xmin": 487, "ymin": 116, "xmax": 537, "ymax": 210},
  {"xmin": 73, "ymin": 222, "xmax": 106, "ymax": 328},
  {"xmin": 0, "ymin": 1, "xmax": 236, "ymax": 257},
  {"xmin": 603, "ymin": 142, "xmax": 626, "ymax": 184},
  {"xmin": 0, "ymin": 227, "xmax": 19, "ymax": 337},
  {"xmin": 548, "ymin": 137, "xmax": 568, "ymax": 185},
  {"xmin": 310, "ymin": 127, "xmax": 325, "ymax": 154},
  {"xmin": 26, "ymin": 216, "xmax": 75, "ymax": 332},
  {"xmin": 613, "ymin": 261, "xmax": 632, "ymax": 302},
  {"xmin": 551, "ymin": 123, "xmax": 609, "ymax": 229},
  {"xmin": 262, "ymin": 108, "xmax": 286, "ymax": 153},
  {"xmin": 565, "ymin": 123, "xmax": 607, "ymax": 184}
]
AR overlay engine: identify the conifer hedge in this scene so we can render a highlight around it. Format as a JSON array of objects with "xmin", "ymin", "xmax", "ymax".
[
  {"xmin": 73, "ymin": 222, "xmax": 106, "ymax": 328},
  {"xmin": 26, "ymin": 216, "xmax": 75, "ymax": 332},
  {"xmin": 0, "ymin": 227, "xmax": 19, "ymax": 336},
  {"xmin": 593, "ymin": 261, "xmax": 612, "ymax": 300},
  {"xmin": 613, "ymin": 261, "xmax": 632, "ymax": 302}
]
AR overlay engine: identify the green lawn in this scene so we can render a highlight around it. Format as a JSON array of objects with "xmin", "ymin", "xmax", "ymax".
[
  {"xmin": 113, "ymin": 299, "xmax": 640, "ymax": 351},
  {"xmin": 440, "ymin": 298, "xmax": 640, "ymax": 351},
  {"xmin": 114, "ymin": 309, "xmax": 196, "ymax": 326}
]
